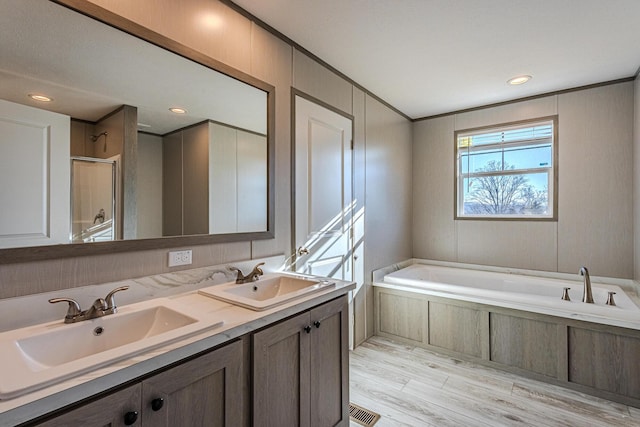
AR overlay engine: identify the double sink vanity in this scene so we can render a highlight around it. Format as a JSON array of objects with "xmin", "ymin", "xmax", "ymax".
[
  {"xmin": 0, "ymin": 2, "xmax": 353, "ymax": 425},
  {"xmin": 0, "ymin": 256, "xmax": 354, "ymax": 426}
]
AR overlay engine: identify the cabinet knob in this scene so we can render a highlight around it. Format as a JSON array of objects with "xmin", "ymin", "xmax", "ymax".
[
  {"xmin": 314, "ymin": 321, "xmax": 321, "ymax": 329},
  {"xmin": 303, "ymin": 325, "xmax": 312, "ymax": 334},
  {"xmin": 151, "ymin": 397, "xmax": 164, "ymax": 411},
  {"xmin": 123, "ymin": 411, "xmax": 138, "ymax": 425}
]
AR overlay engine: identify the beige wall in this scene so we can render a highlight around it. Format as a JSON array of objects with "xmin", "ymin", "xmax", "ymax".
[
  {"xmin": 413, "ymin": 81, "xmax": 635, "ymax": 279},
  {"xmin": 92, "ymin": 109, "xmax": 124, "ymax": 160},
  {"xmin": 362, "ymin": 94, "xmax": 414, "ymax": 340},
  {"xmin": 70, "ymin": 120, "xmax": 94, "ymax": 157},
  {"xmin": 635, "ymin": 77, "xmax": 640, "ymax": 280},
  {"xmin": 0, "ymin": 0, "xmax": 414, "ymax": 350}
]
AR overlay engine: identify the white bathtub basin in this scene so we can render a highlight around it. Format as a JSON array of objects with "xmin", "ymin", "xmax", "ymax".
[
  {"xmin": 0, "ymin": 298, "xmax": 224, "ymax": 399},
  {"xmin": 198, "ymin": 274, "xmax": 335, "ymax": 311},
  {"xmin": 379, "ymin": 263, "xmax": 640, "ymax": 327}
]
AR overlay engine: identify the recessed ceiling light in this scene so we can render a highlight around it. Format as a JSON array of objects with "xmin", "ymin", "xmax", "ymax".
[
  {"xmin": 507, "ymin": 75, "xmax": 532, "ymax": 85},
  {"xmin": 28, "ymin": 94, "xmax": 53, "ymax": 102},
  {"xmin": 169, "ymin": 107, "xmax": 187, "ymax": 114}
]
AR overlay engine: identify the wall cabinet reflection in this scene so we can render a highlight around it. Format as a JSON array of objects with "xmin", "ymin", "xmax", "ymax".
[{"xmin": 162, "ymin": 121, "xmax": 267, "ymax": 236}]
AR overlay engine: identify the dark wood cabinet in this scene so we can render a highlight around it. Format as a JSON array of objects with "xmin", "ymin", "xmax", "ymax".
[
  {"xmin": 253, "ymin": 296, "xmax": 349, "ymax": 427},
  {"xmin": 141, "ymin": 339, "xmax": 245, "ymax": 426},
  {"xmin": 35, "ymin": 339, "xmax": 245, "ymax": 427},
  {"xmin": 35, "ymin": 384, "xmax": 141, "ymax": 427}
]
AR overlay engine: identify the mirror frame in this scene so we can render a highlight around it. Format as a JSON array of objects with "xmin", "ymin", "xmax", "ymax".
[{"xmin": 0, "ymin": 0, "xmax": 275, "ymax": 264}]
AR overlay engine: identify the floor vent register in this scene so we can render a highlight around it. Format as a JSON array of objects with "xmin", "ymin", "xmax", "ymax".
[{"xmin": 349, "ymin": 402, "xmax": 380, "ymax": 426}]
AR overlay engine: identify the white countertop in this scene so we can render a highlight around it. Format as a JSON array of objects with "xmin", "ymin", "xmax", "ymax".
[{"xmin": 0, "ymin": 256, "xmax": 355, "ymax": 426}]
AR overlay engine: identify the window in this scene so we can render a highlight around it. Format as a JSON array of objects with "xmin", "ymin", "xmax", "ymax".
[{"xmin": 455, "ymin": 117, "xmax": 557, "ymax": 220}]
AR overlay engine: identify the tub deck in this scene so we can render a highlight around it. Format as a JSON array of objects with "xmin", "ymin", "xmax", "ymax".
[{"xmin": 377, "ymin": 263, "xmax": 640, "ymax": 329}]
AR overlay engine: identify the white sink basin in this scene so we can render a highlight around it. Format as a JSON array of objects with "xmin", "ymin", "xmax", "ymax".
[
  {"xmin": 0, "ymin": 298, "xmax": 223, "ymax": 399},
  {"xmin": 198, "ymin": 274, "xmax": 335, "ymax": 310},
  {"xmin": 17, "ymin": 306, "xmax": 196, "ymax": 370}
]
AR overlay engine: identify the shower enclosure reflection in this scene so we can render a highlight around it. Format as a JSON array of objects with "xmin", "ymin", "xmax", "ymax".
[{"xmin": 71, "ymin": 158, "xmax": 117, "ymax": 243}]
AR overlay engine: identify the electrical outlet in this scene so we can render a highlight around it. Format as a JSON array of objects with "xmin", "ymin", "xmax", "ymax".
[{"xmin": 168, "ymin": 250, "xmax": 192, "ymax": 267}]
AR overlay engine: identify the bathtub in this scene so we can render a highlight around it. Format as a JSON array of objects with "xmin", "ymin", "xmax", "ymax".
[{"xmin": 376, "ymin": 263, "xmax": 640, "ymax": 329}]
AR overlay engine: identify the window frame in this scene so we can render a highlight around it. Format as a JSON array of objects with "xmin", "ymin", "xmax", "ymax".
[{"xmin": 453, "ymin": 116, "xmax": 559, "ymax": 221}]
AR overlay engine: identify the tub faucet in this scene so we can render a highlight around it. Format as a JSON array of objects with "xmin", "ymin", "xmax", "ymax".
[
  {"xmin": 579, "ymin": 266, "xmax": 594, "ymax": 304},
  {"xmin": 230, "ymin": 262, "xmax": 265, "ymax": 284}
]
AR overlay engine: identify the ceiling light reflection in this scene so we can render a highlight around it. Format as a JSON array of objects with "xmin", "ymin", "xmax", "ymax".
[{"xmin": 28, "ymin": 94, "xmax": 52, "ymax": 102}]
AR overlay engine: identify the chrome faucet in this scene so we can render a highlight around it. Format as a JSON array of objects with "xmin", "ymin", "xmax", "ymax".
[
  {"xmin": 229, "ymin": 262, "xmax": 265, "ymax": 284},
  {"xmin": 49, "ymin": 286, "xmax": 129, "ymax": 323},
  {"xmin": 579, "ymin": 266, "xmax": 594, "ymax": 304}
]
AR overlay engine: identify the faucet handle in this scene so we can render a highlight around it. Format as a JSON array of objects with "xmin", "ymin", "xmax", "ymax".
[
  {"xmin": 228, "ymin": 266, "xmax": 245, "ymax": 282},
  {"xmin": 605, "ymin": 291, "xmax": 616, "ymax": 306},
  {"xmin": 49, "ymin": 297, "xmax": 82, "ymax": 320},
  {"xmin": 254, "ymin": 262, "xmax": 265, "ymax": 275},
  {"xmin": 104, "ymin": 286, "xmax": 129, "ymax": 310},
  {"xmin": 248, "ymin": 262, "xmax": 265, "ymax": 282}
]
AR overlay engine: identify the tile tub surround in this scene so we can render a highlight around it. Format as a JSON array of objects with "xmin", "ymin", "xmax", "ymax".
[{"xmin": 0, "ymin": 256, "xmax": 355, "ymax": 426}]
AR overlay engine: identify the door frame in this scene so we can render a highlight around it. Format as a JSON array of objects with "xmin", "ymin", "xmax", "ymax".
[
  {"xmin": 290, "ymin": 89, "xmax": 355, "ymax": 273},
  {"xmin": 291, "ymin": 89, "xmax": 357, "ymax": 349}
]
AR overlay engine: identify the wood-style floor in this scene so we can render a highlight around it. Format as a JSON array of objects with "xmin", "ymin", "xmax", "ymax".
[{"xmin": 349, "ymin": 336, "xmax": 640, "ymax": 427}]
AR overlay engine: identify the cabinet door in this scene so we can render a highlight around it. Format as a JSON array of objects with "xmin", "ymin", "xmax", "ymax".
[
  {"xmin": 142, "ymin": 339, "xmax": 245, "ymax": 427},
  {"xmin": 309, "ymin": 296, "xmax": 349, "ymax": 427},
  {"xmin": 253, "ymin": 310, "xmax": 311, "ymax": 427},
  {"xmin": 35, "ymin": 384, "xmax": 141, "ymax": 427}
]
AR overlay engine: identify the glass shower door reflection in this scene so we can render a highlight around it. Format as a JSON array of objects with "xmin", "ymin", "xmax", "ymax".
[{"xmin": 71, "ymin": 157, "xmax": 116, "ymax": 243}]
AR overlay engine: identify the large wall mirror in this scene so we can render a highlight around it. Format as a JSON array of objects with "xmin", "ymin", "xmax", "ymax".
[{"xmin": 0, "ymin": 0, "xmax": 275, "ymax": 262}]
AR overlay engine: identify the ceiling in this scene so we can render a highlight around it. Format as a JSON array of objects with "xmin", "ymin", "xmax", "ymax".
[
  {"xmin": 232, "ymin": 0, "xmax": 640, "ymax": 119},
  {"xmin": 1, "ymin": 0, "xmax": 267, "ymax": 135}
]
